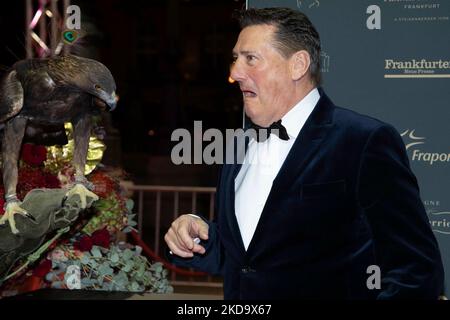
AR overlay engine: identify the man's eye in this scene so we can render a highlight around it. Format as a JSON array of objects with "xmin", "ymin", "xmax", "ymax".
[
  {"xmin": 231, "ymin": 56, "xmax": 237, "ymax": 64},
  {"xmin": 246, "ymin": 55, "xmax": 256, "ymax": 63}
]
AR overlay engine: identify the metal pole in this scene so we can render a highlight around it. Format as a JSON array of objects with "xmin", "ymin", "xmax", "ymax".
[
  {"xmin": 63, "ymin": 0, "xmax": 70, "ymax": 55},
  {"xmin": 50, "ymin": 0, "xmax": 57, "ymax": 56},
  {"xmin": 155, "ymin": 192, "xmax": 161, "ymax": 256},
  {"xmin": 26, "ymin": 0, "xmax": 33, "ymax": 58},
  {"xmin": 191, "ymin": 192, "xmax": 197, "ymax": 213},
  {"xmin": 38, "ymin": 0, "xmax": 47, "ymax": 57},
  {"xmin": 138, "ymin": 191, "xmax": 143, "ymax": 236},
  {"xmin": 171, "ymin": 192, "xmax": 179, "ymax": 281}
]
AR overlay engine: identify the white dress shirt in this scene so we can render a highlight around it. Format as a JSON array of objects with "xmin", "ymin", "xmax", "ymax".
[{"xmin": 234, "ymin": 88, "xmax": 320, "ymax": 250}]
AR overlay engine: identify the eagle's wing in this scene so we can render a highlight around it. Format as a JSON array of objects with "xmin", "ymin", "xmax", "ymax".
[{"xmin": 0, "ymin": 70, "xmax": 23, "ymax": 123}]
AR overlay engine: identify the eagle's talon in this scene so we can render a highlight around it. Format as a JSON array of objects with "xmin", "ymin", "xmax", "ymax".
[
  {"xmin": 74, "ymin": 175, "xmax": 95, "ymax": 191},
  {"xmin": 65, "ymin": 183, "xmax": 99, "ymax": 209},
  {"xmin": 25, "ymin": 212, "xmax": 37, "ymax": 222},
  {"xmin": 0, "ymin": 201, "xmax": 29, "ymax": 234}
]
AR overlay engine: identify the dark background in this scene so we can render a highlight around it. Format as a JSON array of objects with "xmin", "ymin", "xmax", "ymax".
[{"xmin": 0, "ymin": 0, "xmax": 246, "ymax": 186}]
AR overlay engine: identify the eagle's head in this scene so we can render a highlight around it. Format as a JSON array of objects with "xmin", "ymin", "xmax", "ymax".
[{"xmin": 54, "ymin": 55, "xmax": 119, "ymax": 111}]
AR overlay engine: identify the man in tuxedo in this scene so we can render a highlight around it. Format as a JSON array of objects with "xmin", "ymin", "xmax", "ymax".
[{"xmin": 164, "ymin": 7, "xmax": 444, "ymax": 299}]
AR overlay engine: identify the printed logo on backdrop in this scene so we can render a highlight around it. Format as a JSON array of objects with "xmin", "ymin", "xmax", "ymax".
[
  {"xmin": 401, "ymin": 129, "xmax": 450, "ymax": 165},
  {"xmin": 320, "ymin": 51, "xmax": 330, "ymax": 73},
  {"xmin": 366, "ymin": 5, "xmax": 382, "ymax": 30},
  {"xmin": 425, "ymin": 200, "xmax": 450, "ymax": 235},
  {"xmin": 63, "ymin": 5, "xmax": 81, "ymax": 45},
  {"xmin": 384, "ymin": 58, "xmax": 450, "ymax": 78},
  {"xmin": 383, "ymin": 0, "xmax": 449, "ymax": 23},
  {"xmin": 296, "ymin": 0, "xmax": 320, "ymax": 10}
]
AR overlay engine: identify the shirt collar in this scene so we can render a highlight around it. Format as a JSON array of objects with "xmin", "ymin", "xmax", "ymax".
[{"xmin": 281, "ymin": 88, "xmax": 320, "ymax": 139}]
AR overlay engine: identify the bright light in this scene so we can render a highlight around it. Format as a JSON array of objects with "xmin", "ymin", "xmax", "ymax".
[
  {"xmin": 228, "ymin": 76, "xmax": 235, "ymax": 84},
  {"xmin": 31, "ymin": 31, "xmax": 49, "ymax": 52},
  {"xmin": 30, "ymin": 9, "xmax": 43, "ymax": 29},
  {"xmin": 55, "ymin": 42, "xmax": 64, "ymax": 55},
  {"xmin": 45, "ymin": 10, "xmax": 53, "ymax": 18}
]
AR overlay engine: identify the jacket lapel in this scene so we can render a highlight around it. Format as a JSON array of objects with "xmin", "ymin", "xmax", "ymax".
[{"xmin": 223, "ymin": 137, "xmax": 248, "ymax": 254}]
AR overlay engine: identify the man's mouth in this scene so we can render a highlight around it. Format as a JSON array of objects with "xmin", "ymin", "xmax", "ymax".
[{"xmin": 242, "ymin": 90, "xmax": 257, "ymax": 98}]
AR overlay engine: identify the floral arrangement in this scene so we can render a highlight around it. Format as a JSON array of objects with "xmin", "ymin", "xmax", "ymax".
[
  {"xmin": 35, "ymin": 230, "xmax": 171, "ymax": 293},
  {"xmin": 0, "ymin": 142, "xmax": 173, "ymax": 297},
  {"xmin": 0, "ymin": 144, "xmax": 60, "ymax": 214}
]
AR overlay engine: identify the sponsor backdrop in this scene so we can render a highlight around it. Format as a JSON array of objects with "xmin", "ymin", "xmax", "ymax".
[{"xmin": 247, "ymin": 0, "xmax": 450, "ymax": 295}]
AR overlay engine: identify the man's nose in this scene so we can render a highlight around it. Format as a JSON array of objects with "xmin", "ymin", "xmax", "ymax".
[{"xmin": 230, "ymin": 61, "xmax": 245, "ymax": 82}]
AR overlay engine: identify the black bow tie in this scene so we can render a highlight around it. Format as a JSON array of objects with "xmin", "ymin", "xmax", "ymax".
[{"xmin": 249, "ymin": 119, "xmax": 290, "ymax": 142}]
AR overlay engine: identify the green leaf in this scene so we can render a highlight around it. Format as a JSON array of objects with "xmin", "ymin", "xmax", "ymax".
[
  {"xmin": 89, "ymin": 260, "xmax": 99, "ymax": 269},
  {"xmin": 122, "ymin": 227, "xmax": 133, "ymax": 233},
  {"xmin": 122, "ymin": 260, "xmax": 134, "ymax": 273},
  {"xmin": 80, "ymin": 254, "xmax": 91, "ymax": 265},
  {"xmin": 113, "ymin": 272, "xmax": 129, "ymax": 289},
  {"xmin": 126, "ymin": 199, "xmax": 134, "ymax": 212},
  {"xmin": 91, "ymin": 246, "xmax": 102, "ymax": 258},
  {"xmin": 128, "ymin": 221, "xmax": 137, "ymax": 227},
  {"xmin": 129, "ymin": 281, "xmax": 140, "ymax": 292},
  {"xmin": 110, "ymin": 253, "xmax": 119, "ymax": 264},
  {"xmin": 143, "ymin": 271, "xmax": 152, "ymax": 281},
  {"xmin": 166, "ymin": 285, "xmax": 174, "ymax": 294},
  {"xmin": 81, "ymin": 278, "xmax": 97, "ymax": 287},
  {"xmin": 122, "ymin": 249, "xmax": 134, "ymax": 260},
  {"xmin": 98, "ymin": 263, "xmax": 114, "ymax": 277},
  {"xmin": 136, "ymin": 263, "xmax": 145, "ymax": 278},
  {"xmin": 151, "ymin": 263, "xmax": 163, "ymax": 274},
  {"xmin": 102, "ymin": 282, "xmax": 111, "ymax": 291}
]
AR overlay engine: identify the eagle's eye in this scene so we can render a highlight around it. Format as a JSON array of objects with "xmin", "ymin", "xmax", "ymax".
[{"xmin": 95, "ymin": 84, "xmax": 102, "ymax": 91}]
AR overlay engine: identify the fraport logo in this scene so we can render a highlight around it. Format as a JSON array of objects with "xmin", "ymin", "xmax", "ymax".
[
  {"xmin": 297, "ymin": 0, "xmax": 320, "ymax": 10},
  {"xmin": 401, "ymin": 129, "xmax": 450, "ymax": 165}
]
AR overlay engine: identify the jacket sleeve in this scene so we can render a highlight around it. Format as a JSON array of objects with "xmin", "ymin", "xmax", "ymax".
[
  {"xmin": 167, "ymin": 167, "xmax": 225, "ymax": 276},
  {"xmin": 357, "ymin": 124, "xmax": 444, "ymax": 299},
  {"xmin": 167, "ymin": 218, "xmax": 224, "ymax": 276}
]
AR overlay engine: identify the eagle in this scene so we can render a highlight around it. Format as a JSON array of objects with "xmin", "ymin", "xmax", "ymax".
[{"xmin": 0, "ymin": 54, "xmax": 118, "ymax": 234}]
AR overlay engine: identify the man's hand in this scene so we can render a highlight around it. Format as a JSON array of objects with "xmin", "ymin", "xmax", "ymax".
[{"xmin": 164, "ymin": 214, "xmax": 209, "ymax": 258}]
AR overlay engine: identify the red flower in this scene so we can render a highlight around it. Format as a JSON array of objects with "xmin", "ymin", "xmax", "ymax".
[
  {"xmin": 91, "ymin": 228, "xmax": 111, "ymax": 248},
  {"xmin": 89, "ymin": 172, "xmax": 117, "ymax": 198},
  {"xmin": 21, "ymin": 143, "xmax": 47, "ymax": 166},
  {"xmin": 17, "ymin": 167, "xmax": 46, "ymax": 199},
  {"xmin": 43, "ymin": 172, "xmax": 60, "ymax": 188},
  {"xmin": 33, "ymin": 259, "xmax": 52, "ymax": 278},
  {"xmin": 73, "ymin": 235, "xmax": 93, "ymax": 252}
]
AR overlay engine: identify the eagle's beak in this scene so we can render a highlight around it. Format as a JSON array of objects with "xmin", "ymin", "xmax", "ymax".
[{"xmin": 107, "ymin": 91, "xmax": 119, "ymax": 111}]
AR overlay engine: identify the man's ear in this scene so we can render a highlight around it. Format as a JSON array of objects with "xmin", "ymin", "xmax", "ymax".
[{"xmin": 290, "ymin": 50, "xmax": 311, "ymax": 81}]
